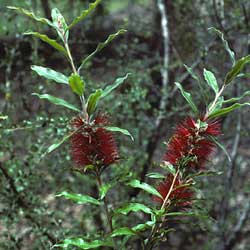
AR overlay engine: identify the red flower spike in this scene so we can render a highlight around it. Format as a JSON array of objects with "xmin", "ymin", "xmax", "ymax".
[
  {"xmin": 154, "ymin": 174, "xmax": 193, "ymax": 208},
  {"xmin": 70, "ymin": 114, "xmax": 119, "ymax": 169},
  {"xmin": 163, "ymin": 117, "xmax": 221, "ymax": 169}
]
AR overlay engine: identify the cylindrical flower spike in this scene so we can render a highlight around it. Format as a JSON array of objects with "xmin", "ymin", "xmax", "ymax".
[
  {"xmin": 70, "ymin": 114, "xmax": 119, "ymax": 170},
  {"xmin": 163, "ymin": 117, "xmax": 221, "ymax": 169},
  {"xmin": 154, "ymin": 174, "xmax": 193, "ymax": 208}
]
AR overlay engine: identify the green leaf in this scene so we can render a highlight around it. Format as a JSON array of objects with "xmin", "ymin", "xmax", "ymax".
[
  {"xmin": 56, "ymin": 191, "xmax": 100, "ymax": 205},
  {"xmin": 53, "ymin": 238, "xmax": 112, "ymax": 249},
  {"xmin": 223, "ymin": 90, "xmax": 250, "ymax": 104},
  {"xmin": 160, "ymin": 161, "xmax": 176, "ymax": 175},
  {"xmin": 68, "ymin": 0, "xmax": 101, "ymax": 29},
  {"xmin": 24, "ymin": 31, "xmax": 67, "ymax": 57},
  {"xmin": 68, "ymin": 74, "xmax": 85, "ymax": 96},
  {"xmin": 114, "ymin": 203, "xmax": 153, "ymax": 216},
  {"xmin": 42, "ymin": 124, "xmax": 85, "ymax": 156},
  {"xmin": 146, "ymin": 172, "xmax": 165, "ymax": 179},
  {"xmin": 78, "ymin": 29, "xmax": 127, "ymax": 72},
  {"xmin": 32, "ymin": 93, "xmax": 80, "ymax": 112},
  {"xmin": 127, "ymin": 179, "xmax": 162, "ymax": 198},
  {"xmin": 188, "ymin": 170, "xmax": 223, "ymax": 179},
  {"xmin": 101, "ymin": 73, "xmax": 131, "ymax": 98},
  {"xmin": 203, "ymin": 69, "xmax": 219, "ymax": 94},
  {"xmin": 31, "ymin": 65, "xmax": 68, "ymax": 84},
  {"xmin": 104, "ymin": 126, "xmax": 134, "ymax": 141},
  {"xmin": 111, "ymin": 227, "xmax": 136, "ymax": 237},
  {"xmin": 208, "ymin": 135, "xmax": 231, "ymax": 163},
  {"xmin": 175, "ymin": 82, "xmax": 198, "ymax": 114},
  {"xmin": 183, "ymin": 64, "xmax": 200, "ymax": 82},
  {"xmin": 208, "ymin": 102, "xmax": 250, "ymax": 119},
  {"xmin": 132, "ymin": 221, "xmax": 155, "ymax": 232},
  {"xmin": 51, "ymin": 8, "xmax": 69, "ymax": 42},
  {"xmin": 86, "ymin": 89, "xmax": 103, "ymax": 115},
  {"xmin": 99, "ymin": 183, "xmax": 113, "ymax": 200},
  {"xmin": 208, "ymin": 27, "xmax": 235, "ymax": 65},
  {"xmin": 224, "ymin": 55, "xmax": 250, "ymax": 84},
  {"xmin": 7, "ymin": 6, "xmax": 54, "ymax": 27}
]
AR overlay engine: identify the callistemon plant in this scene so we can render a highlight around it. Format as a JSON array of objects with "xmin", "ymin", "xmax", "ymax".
[{"xmin": 9, "ymin": 2, "xmax": 250, "ymax": 249}]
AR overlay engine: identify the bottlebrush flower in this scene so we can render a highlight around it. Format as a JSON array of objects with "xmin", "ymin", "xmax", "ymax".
[
  {"xmin": 70, "ymin": 114, "xmax": 119, "ymax": 170},
  {"xmin": 163, "ymin": 117, "xmax": 220, "ymax": 169},
  {"xmin": 154, "ymin": 174, "xmax": 193, "ymax": 208}
]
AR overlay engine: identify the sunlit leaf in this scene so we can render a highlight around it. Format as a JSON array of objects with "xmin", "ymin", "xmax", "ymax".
[
  {"xmin": 7, "ymin": 6, "xmax": 54, "ymax": 26},
  {"xmin": 24, "ymin": 31, "xmax": 67, "ymax": 57},
  {"xmin": 132, "ymin": 221, "xmax": 155, "ymax": 232},
  {"xmin": 68, "ymin": 0, "xmax": 101, "ymax": 29},
  {"xmin": 104, "ymin": 126, "xmax": 134, "ymax": 141},
  {"xmin": 86, "ymin": 89, "xmax": 103, "ymax": 115},
  {"xmin": 146, "ymin": 172, "xmax": 165, "ymax": 179},
  {"xmin": 223, "ymin": 90, "xmax": 250, "ymax": 104},
  {"xmin": 208, "ymin": 102, "xmax": 250, "ymax": 119},
  {"xmin": 31, "ymin": 65, "xmax": 68, "ymax": 84},
  {"xmin": 127, "ymin": 179, "xmax": 162, "ymax": 198},
  {"xmin": 224, "ymin": 55, "xmax": 250, "ymax": 84},
  {"xmin": 175, "ymin": 82, "xmax": 198, "ymax": 114},
  {"xmin": 203, "ymin": 69, "xmax": 219, "ymax": 94},
  {"xmin": 114, "ymin": 203, "xmax": 153, "ymax": 216},
  {"xmin": 99, "ymin": 183, "xmax": 113, "ymax": 200},
  {"xmin": 209, "ymin": 27, "xmax": 235, "ymax": 65},
  {"xmin": 160, "ymin": 161, "xmax": 176, "ymax": 175},
  {"xmin": 32, "ymin": 93, "xmax": 80, "ymax": 112},
  {"xmin": 0, "ymin": 115, "xmax": 8, "ymax": 120},
  {"xmin": 56, "ymin": 191, "xmax": 100, "ymax": 205},
  {"xmin": 53, "ymin": 238, "xmax": 112, "ymax": 249},
  {"xmin": 78, "ymin": 29, "xmax": 127, "ymax": 72},
  {"xmin": 68, "ymin": 73, "xmax": 85, "ymax": 96},
  {"xmin": 101, "ymin": 73, "xmax": 131, "ymax": 98},
  {"xmin": 111, "ymin": 227, "xmax": 136, "ymax": 237},
  {"xmin": 51, "ymin": 8, "xmax": 69, "ymax": 42}
]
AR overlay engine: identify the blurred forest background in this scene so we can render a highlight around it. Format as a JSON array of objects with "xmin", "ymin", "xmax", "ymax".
[{"xmin": 0, "ymin": 0, "xmax": 250, "ymax": 249}]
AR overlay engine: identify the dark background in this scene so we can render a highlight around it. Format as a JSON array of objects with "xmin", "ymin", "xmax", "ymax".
[{"xmin": 0, "ymin": 0, "xmax": 250, "ymax": 249}]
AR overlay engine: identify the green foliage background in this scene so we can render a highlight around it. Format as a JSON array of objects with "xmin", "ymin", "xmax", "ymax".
[{"xmin": 0, "ymin": 0, "xmax": 250, "ymax": 249}]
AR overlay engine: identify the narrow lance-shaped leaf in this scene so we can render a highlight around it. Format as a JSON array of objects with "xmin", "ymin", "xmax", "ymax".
[
  {"xmin": 0, "ymin": 115, "xmax": 8, "ymax": 120},
  {"xmin": 68, "ymin": 0, "xmax": 101, "ymax": 29},
  {"xmin": 56, "ymin": 191, "xmax": 100, "ymax": 205},
  {"xmin": 146, "ymin": 172, "xmax": 165, "ymax": 179},
  {"xmin": 24, "ymin": 31, "xmax": 68, "ymax": 57},
  {"xmin": 68, "ymin": 73, "xmax": 85, "ymax": 96},
  {"xmin": 208, "ymin": 135, "xmax": 231, "ymax": 163},
  {"xmin": 175, "ymin": 82, "xmax": 198, "ymax": 114},
  {"xmin": 78, "ymin": 29, "xmax": 127, "ymax": 72},
  {"xmin": 111, "ymin": 228, "xmax": 136, "ymax": 237},
  {"xmin": 7, "ymin": 6, "xmax": 54, "ymax": 27},
  {"xmin": 223, "ymin": 90, "xmax": 250, "ymax": 104},
  {"xmin": 224, "ymin": 55, "xmax": 250, "ymax": 84},
  {"xmin": 101, "ymin": 73, "xmax": 131, "ymax": 98},
  {"xmin": 53, "ymin": 238, "xmax": 112, "ymax": 249},
  {"xmin": 104, "ymin": 126, "xmax": 134, "ymax": 141},
  {"xmin": 209, "ymin": 102, "xmax": 250, "ymax": 119},
  {"xmin": 31, "ymin": 65, "xmax": 68, "ymax": 84},
  {"xmin": 203, "ymin": 69, "xmax": 219, "ymax": 94},
  {"xmin": 127, "ymin": 179, "xmax": 162, "ymax": 198},
  {"xmin": 208, "ymin": 27, "xmax": 235, "ymax": 65},
  {"xmin": 114, "ymin": 203, "xmax": 153, "ymax": 216},
  {"xmin": 32, "ymin": 93, "xmax": 80, "ymax": 112},
  {"xmin": 86, "ymin": 89, "xmax": 103, "ymax": 115},
  {"xmin": 42, "ymin": 123, "xmax": 85, "ymax": 156},
  {"xmin": 51, "ymin": 8, "xmax": 69, "ymax": 42}
]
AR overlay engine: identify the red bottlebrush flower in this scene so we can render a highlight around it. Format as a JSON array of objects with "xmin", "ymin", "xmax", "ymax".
[
  {"xmin": 163, "ymin": 117, "xmax": 221, "ymax": 169},
  {"xmin": 70, "ymin": 114, "xmax": 119, "ymax": 169},
  {"xmin": 154, "ymin": 174, "xmax": 193, "ymax": 208}
]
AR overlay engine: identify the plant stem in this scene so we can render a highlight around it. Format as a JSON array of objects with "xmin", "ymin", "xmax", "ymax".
[
  {"xmin": 145, "ymin": 170, "xmax": 179, "ymax": 250},
  {"xmin": 204, "ymin": 84, "xmax": 225, "ymax": 120},
  {"xmin": 64, "ymin": 38, "xmax": 88, "ymax": 120},
  {"xmin": 95, "ymin": 170, "xmax": 117, "ymax": 250}
]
